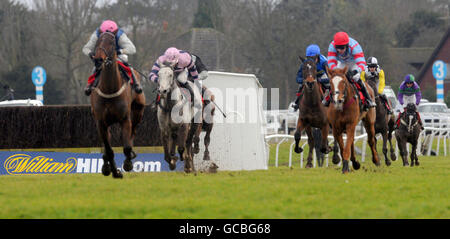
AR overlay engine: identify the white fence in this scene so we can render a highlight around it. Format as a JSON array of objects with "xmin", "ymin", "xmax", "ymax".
[{"xmin": 265, "ymin": 127, "xmax": 450, "ymax": 168}]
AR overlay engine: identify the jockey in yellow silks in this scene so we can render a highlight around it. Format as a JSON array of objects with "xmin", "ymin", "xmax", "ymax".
[{"xmin": 360, "ymin": 56, "xmax": 393, "ymax": 114}]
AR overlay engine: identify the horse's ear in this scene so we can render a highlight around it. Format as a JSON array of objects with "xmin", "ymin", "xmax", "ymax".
[
  {"xmin": 299, "ymin": 56, "xmax": 305, "ymax": 63},
  {"xmin": 343, "ymin": 66, "xmax": 349, "ymax": 75}
]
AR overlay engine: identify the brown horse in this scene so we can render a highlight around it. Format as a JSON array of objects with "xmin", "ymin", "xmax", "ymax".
[
  {"xmin": 366, "ymin": 77, "xmax": 396, "ymax": 166},
  {"xmin": 395, "ymin": 103, "xmax": 422, "ymax": 166},
  {"xmin": 294, "ymin": 56, "xmax": 331, "ymax": 168},
  {"xmin": 327, "ymin": 66, "xmax": 380, "ymax": 173},
  {"xmin": 90, "ymin": 32, "xmax": 145, "ymax": 178}
]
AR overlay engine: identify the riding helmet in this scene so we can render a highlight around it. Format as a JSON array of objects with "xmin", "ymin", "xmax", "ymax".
[{"xmin": 306, "ymin": 44, "xmax": 321, "ymax": 57}]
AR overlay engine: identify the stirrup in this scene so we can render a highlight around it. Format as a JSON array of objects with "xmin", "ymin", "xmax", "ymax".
[
  {"xmin": 84, "ymin": 85, "xmax": 93, "ymax": 96},
  {"xmin": 133, "ymin": 83, "xmax": 143, "ymax": 94}
]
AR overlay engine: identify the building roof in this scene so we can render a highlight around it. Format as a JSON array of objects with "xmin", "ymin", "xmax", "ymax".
[{"xmin": 417, "ymin": 27, "xmax": 450, "ymax": 84}]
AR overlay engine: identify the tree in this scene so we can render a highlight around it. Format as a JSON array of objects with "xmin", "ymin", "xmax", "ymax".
[{"xmin": 193, "ymin": 0, "xmax": 223, "ymax": 31}]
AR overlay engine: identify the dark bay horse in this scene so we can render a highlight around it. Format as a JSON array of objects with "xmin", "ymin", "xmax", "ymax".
[
  {"xmin": 190, "ymin": 86, "xmax": 215, "ymax": 161},
  {"xmin": 366, "ymin": 77, "xmax": 396, "ymax": 166},
  {"xmin": 294, "ymin": 56, "xmax": 331, "ymax": 168},
  {"xmin": 327, "ymin": 66, "xmax": 380, "ymax": 173},
  {"xmin": 157, "ymin": 65, "xmax": 195, "ymax": 173},
  {"xmin": 395, "ymin": 103, "xmax": 422, "ymax": 166},
  {"xmin": 90, "ymin": 32, "xmax": 145, "ymax": 179}
]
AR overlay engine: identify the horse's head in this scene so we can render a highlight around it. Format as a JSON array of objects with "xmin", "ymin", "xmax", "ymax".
[
  {"xmin": 300, "ymin": 56, "xmax": 318, "ymax": 91},
  {"xmin": 94, "ymin": 32, "xmax": 117, "ymax": 68},
  {"xmin": 366, "ymin": 75, "xmax": 378, "ymax": 96},
  {"xmin": 157, "ymin": 64, "xmax": 175, "ymax": 96},
  {"xmin": 401, "ymin": 103, "xmax": 419, "ymax": 132},
  {"xmin": 327, "ymin": 66, "xmax": 349, "ymax": 111}
]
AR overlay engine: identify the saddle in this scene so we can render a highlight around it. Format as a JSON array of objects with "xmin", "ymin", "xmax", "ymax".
[{"xmin": 87, "ymin": 62, "xmax": 135, "ymax": 86}]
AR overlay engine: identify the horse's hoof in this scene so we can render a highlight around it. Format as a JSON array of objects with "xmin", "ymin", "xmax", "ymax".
[
  {"xmin": 169, "ymin": 160, "xmax": 177, "ymax": 170},
  {"xmin": 332, "ymin": 155, "xmax": 341, "ymax": 165},
  {"xmin": 342, "ymin": 161, "xmax": 350, "ymax": 174},
  {"xmin": 123, "ymin": 159, "xmax": 133, "ymax": 172},
  {"xmin": 112, "ymin": 170, "xmax": 123, "ymax": 179},
  {"xmin": 373, "ymin": 159, "xmax": 381, "ymax": 167},
  {"xmin": 321, "ymin": 146, "xmax": 332, "ymax": 154},
  {"xmin": 102, "ymin": 163, "xmax": 111, "ymax": 176},
  {"xmin": 391, "ymin": 155, "xmax": 397, "ymax": 161},
  {"xmin": 415, "ymin": 161, "xmax": 420, "ymax": 166},
  {"xmin": 410, "ymin": 162, "xmax": 414, "ymax": 167},
  {"xmin": 403, "ymin": 162, "xmax": 409, "ymax": 167},
  {"xmin": 385, "ymin": 159, "xmax": 391, "ymax": 166},
  {"xmin": 193, "ymin": 146, "xmax": 200, "ymax": 154},
  {"xmin": 305, "ymin": 162, "xmax": 313, "ymax": 168},
  {"xmin": 294, "ymin": 147, "xmax": 303, "ymax": 154},
  {"xmin": 352, "ymin": 161, "xmax": 361, "ymax": 170},
  {"xmin": 203, "ymin": 152, "xmax": 210, "ymax": 161},
  {"xmin": 184, "ymin": 167, "xmax": 194, "ymax": 173}
]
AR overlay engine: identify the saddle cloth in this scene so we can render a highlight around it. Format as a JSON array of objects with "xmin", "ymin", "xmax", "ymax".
[{"xmin": 88, "ymin": 61, "xmax": 134, "ymax": 85}]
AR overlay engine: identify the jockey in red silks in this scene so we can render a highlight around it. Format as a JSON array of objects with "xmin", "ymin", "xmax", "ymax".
[
  {"xmin": 323, "ymin": 31, "xmax": 376, "ymax": 110},
  {"xmin": 148, "ymin": 47, "xmax": 208, "ymax": 109},
  {"xmin": 82, "ymin": 20, "xmax": 142, "ymax": 96}
]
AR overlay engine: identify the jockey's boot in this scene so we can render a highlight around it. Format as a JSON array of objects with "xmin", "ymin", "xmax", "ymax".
[
  {"xmin": 381, "ymin": 94, "xmax": 393, "ymax": 114},
  {"xmin": 292, "ymin": 84, "xmax": 303, "ymax": 111},
  {"xmin": 416, "ymin": 111, "xmax": 424, "ymax": 130},
  {"xmin": 357, "ymin": 79, "xmax": 376, "ymax": 110},
  {"xmin": 130, "ymin": 70, "xmax": 143, "ymax": 94},
  {"xmin": 322, "ymin": 89, "xmax": 331, "ymax": 107},
  {"xmin": 182, "ymin": 81, "xmax": 195, "ymax": 104},
  {"xmin": 85, "ymin": 69, "xmax": 100, "ymax": 96}
]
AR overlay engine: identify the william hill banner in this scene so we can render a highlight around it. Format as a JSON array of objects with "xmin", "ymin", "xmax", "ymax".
[{"xmin": 0, "ymin": 152, "xmax": 183, "ymax": 175}]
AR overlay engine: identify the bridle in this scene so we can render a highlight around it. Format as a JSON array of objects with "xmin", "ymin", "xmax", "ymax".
[{"xmin": 94, "ymin": 32, "xmax": 116, "ymax": 68}]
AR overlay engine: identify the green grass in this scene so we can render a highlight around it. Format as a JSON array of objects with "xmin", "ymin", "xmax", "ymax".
[{"xmin": 0, "ymin": 148, "xmax": 449, "ymax": 218}]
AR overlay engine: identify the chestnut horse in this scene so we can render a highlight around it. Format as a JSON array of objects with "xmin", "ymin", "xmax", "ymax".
[
  {"xmin": 90, "ymin": 32, "xmax": 145, "ymax": 178},
  {"xmin": 294, "ymin": 56, "xmax": 331, "ymax": 168},
  {"xmin": 327, "ymin": 66, "xmax": 380, "ymax": 173}
]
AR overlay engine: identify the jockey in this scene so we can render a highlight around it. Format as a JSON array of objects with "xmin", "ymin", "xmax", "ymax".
[
  {"xmin": 148, "ymin": 47, "xmax": 204, "ymax": 110},
  {"xmin": 323, "ymin": 32, "xmax": 376, "ymax": 110},
  {"xmin": 395, "ymin": 74, "xmax": 424, "ymax": 130},
  {"xmin": 292, "ymin": 44, "xmax": 330, "ymax": 110},
  {"xmin": 82, "ymin": 20, "xmax": 143, "ymax": 96},
  {"xmin": 360, "ymin": 56, "xmax": 393, "ymax": 114}
]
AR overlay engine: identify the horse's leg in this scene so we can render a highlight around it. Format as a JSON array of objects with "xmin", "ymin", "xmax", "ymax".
[
  {"xmin": 203, "ymin": 123, "xmax": 213, "ymax": 161},
  {"xmin": 192, "ymin": 122, "xmax": 202, "ymax": 154},
  {"xmin": 397, "ymin": 137, "xmax": 409, "ymax": 166},
  {"xmin": 363, "ymin": 117, "xmax": 381, "ymax": 166},
  {"xmin": 332, "ymin": 127, "xmax": 342, "ymax": 165},
  {"xmin": 341, "ymin": 124, "xmax": 356, "ymax": 174},
  {"xmin": 305, "ymin": 126, "xmax": 314, "ymax": 168},
  {"xmin": 349, "ymin": 140, "xmax": 360, "ymax": 170},
  {"xmin": 121, "ymin": 118, "xmax": 135, "ymax": 172},
  {"xmin": 320, "ymin": 124, "xmax": 331, "ymax": 154},
  {"xmin": 382, "ymin": 130, "xmax": 391, "ymax": 166},
  {"xmin": 169, "ymin": 132, "xmax": 178, "ymax": 170},
  {"xmin": 388, "ymin": 125, "xmax": 397, "ymax": 161},
  {"xmin": 294, "ymin": 119, "xmax": 305, "ymax": 153},
  {"xmin": 98, "ymin": 121, "xmax": 122, "ymax": 179},
  {"xmin": 410, "ymin": 140, "xmax": 419, "ymax": 167},
  {"xmin": 178, "ymin": 124, "xmax": 193, "ymax": 173},
  {"xmin": 161, "ymin": 132, "xmax": 171, "ymax": 166}
]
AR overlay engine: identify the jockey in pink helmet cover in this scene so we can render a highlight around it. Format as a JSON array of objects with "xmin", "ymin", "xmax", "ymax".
[{"xmin": 82, "ymin": 20, "xmax": 142, "ymax": 96}]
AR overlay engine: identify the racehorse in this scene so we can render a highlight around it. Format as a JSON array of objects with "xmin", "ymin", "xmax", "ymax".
[
  {"xmin": 157, "ymin": 65, "xmax": 195, "ymax": 173},
  {"xmin": 190, "ymin": 86, "xmax": 215, "ymax": 161},
  {"xmin": 395, "ymin": 103, "xmax": 422, "ymax": 167},
  {"xmin": 327, "ymin": 66, "xmax": 380, "ymax": 173},
  {"xmin": 294, "ymin": 56, "xmax": 331, "ymax": 168},
  {"xmin": 90, "ymin": 32, "xmax": 145, "ymax": 179},
  {"xmin": 366, "ymin": 77, "xmax": 396, "ymax": 166}
]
